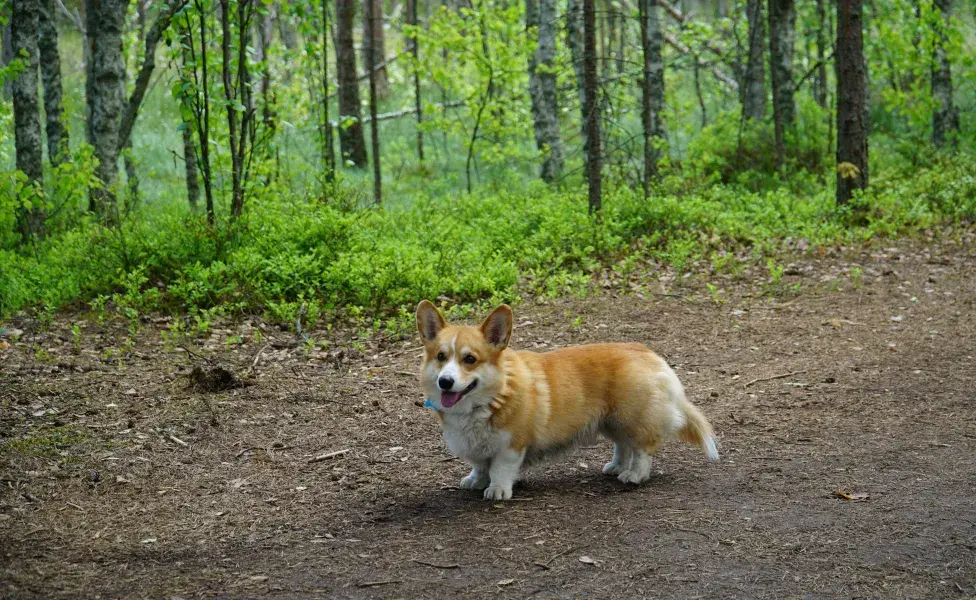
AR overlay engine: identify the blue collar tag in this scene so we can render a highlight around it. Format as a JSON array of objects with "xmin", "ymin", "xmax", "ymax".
[{"xmin": 423, "ymin": 398, "xmax": 439, "ymax": 411}]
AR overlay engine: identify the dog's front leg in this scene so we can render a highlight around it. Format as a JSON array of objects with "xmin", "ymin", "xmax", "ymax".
[
  {"xmin": 484, "ymin": 447, "xmax": 525, "ymax": 501},
  {"xmin": 459, "ymin": 462, "xmax": 490, "ymax": 490}
]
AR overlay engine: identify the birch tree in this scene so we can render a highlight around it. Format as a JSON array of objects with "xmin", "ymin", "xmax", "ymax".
[{"xmin": 527, "ymin": 0, "xmax": 563, "ymax": 183}]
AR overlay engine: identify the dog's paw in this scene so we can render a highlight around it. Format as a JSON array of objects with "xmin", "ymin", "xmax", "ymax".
[
  {"xmin": 483, "ymin": 484, "xmax": 513, "ymax": 501},
  {"xmin": 603, "ymin": 461, "xmax": 624, "ymax": 475},
  {"xmin": 617, "ymin": 470, "xmax": 647, "ymax": 485},
  {"xmin": 460, "ymin": 473, "xmax": 489, "ymax": 490}
]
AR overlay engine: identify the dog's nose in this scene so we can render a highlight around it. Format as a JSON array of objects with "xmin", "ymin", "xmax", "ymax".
[{"xmin": 438, "ymin": 376, "xmax": 455, "ymax": 390}]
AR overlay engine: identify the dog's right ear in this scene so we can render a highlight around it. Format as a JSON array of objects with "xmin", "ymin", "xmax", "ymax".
[{"xmin": 416, "ymin": 300, "xmax": 446, "ymax": 343}]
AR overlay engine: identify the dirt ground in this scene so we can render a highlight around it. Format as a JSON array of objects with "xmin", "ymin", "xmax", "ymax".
[{"xmin": 2, "ymin": 235, "xmax": 975, "ymax": 599}]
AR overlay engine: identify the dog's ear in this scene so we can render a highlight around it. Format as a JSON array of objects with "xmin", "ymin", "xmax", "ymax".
[
  {"xmin": 416, "ymin": 300, "xmax": 446, "ymax": 343},
  {"xmin": 480, "ymin": 304, "xmax": 513, "ymax": 350}
]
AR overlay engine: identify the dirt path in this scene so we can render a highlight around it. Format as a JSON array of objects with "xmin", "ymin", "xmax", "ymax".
[{"xmin": 2, "ymin": 239, "xmax": 975, "ymax": 599}]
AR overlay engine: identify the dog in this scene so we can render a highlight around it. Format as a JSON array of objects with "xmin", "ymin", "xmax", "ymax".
[{"xmin": 416, "ymin": 300, "xmax": 718, "ymax": 501}]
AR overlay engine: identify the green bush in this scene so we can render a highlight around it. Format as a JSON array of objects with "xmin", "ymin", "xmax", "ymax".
[{"xmin": 1, "ymin": 152, "xmax": 974, "ymax": 321}]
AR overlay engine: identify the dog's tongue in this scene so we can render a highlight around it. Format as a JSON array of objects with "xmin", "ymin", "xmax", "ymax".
[{"xmin": 441, "ymin": 390, "xmax": 462, "ymax": 408}]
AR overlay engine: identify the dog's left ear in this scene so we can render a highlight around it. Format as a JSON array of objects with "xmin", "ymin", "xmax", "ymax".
[{"xmin": 480, "ymin": 304, "xmax": 513, "ymax": 350}]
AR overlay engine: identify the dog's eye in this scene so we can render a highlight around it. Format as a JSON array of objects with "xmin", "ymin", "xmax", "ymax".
[
  {"xmin": 463, "ymin": 354, "xmax": 477, "ymax": 365},
  {"xmin": 436, "ymin": 352, "xmax": 446, "ymax": 361}
]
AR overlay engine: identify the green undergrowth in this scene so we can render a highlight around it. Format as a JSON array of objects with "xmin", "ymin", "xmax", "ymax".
[{"xmin": 1, "ymin": 153, "xmax": 974, "ymax": 328}]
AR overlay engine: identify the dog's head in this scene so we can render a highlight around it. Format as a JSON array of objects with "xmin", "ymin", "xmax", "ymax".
[{"xmin": 416, "ymin": 300, "xmax": 513, "ymax": 413}]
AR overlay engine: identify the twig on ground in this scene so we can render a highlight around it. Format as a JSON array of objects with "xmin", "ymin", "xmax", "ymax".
[
  {"xmin": 251, "ymin": 343, "xmax": 271, "ymax": 368},
  {"xmin": 356, "ymin": 580, "xmax": 401, "ymax": 588},
  {"xmin": 167, "ymin": 434, "xmax": 189, "ymax": 447},
  {"xmin": 744, "ymin": 370, "xmax": 807, "ymax": 388},
  {"xmin": 411, "ymin": 559, "xmax": 461, "ymax": 569},
  {"xmin": 309, "ymin": 449, "xmax": 350, "ymax": 463}
]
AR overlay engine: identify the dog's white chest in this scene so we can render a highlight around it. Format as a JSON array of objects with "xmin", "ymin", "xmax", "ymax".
[{"xmin": 441, "ymin": 409, "xmax": 509, "ymax": 462}]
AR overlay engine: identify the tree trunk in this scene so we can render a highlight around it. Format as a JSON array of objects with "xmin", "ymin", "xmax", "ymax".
[
  {"xmin": 1, "ymin": 17, "xmax": 13, "ymax": 98},
  {"xmin": 362, "ymin": 0, "xmax": 388, "ymax": 97},
  {"xmin": 366, "ymin": 0, "xmax": 382, "ymax": 204},
  {"xmin": 38, "ymin": 0, "xmax": 68, "ymax": 165},
  {"xmin": 742, "ymin": 0, "xmax": 766, "ymax": 120},
  {"xmin": 11, "ymin": 0, "xmax": 46, "ymax": 240},
  {"xmin": 768, "ymin": 0, "xmax": 795, "ymax": 159},
  {"xmin": 181, "ymin": 125, "xmax": 200, "ymax": 211},
  {"xmin": 408, "ymin": 0, "xmax": 424, "ymax": 162},
  {"xmin": 336, "ymin": 0, "xmax": 368, "ymax": 168},
  {"xmin": 814, "ymin": 0, "xmax": 827, "ymax": 108},
  {"xmin": 835, "ymin": 0, "xmax": 867, "ymax": 206},
  {"xmin": 583, "ymin": 0, "xmax": 601, "ymax": 212},
  {"xmin": 85, "ymin": 0, "xmax": 129, "ymax": 223},
  {"xmin": 931, "ymin": 0, "xmax": 959, "ymax": 148},
  {"xmin": 219, "ymin": 0, "xmax": 252, "ymax": 219},
  {"xmin": 321, "ymin": 0, "xmax": 336, "ymax": 178},
  {"xmin": 566, "ymin": 0, "xmax": 588, "ymax": 172},
  {"xmin": 639, "ymin": 0, "xmax": 665, "ymax": 195},
  {"xmin": 527, "ymin": 0, "xmax": 563, "ymax": 183}
]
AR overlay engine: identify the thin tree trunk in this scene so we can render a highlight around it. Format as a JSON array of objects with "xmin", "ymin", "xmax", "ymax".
[
  {"xmin": 366, "ymin": 0, "xmax": 382, "ymax": 203},
  {"xmin": 321, "ymin": 0, "xmax": 336, "ymax": 178},
  {"xmin": 85, "ymin": 0, "xmax": 130, "ymax": 223},
  {"xmin": 931, "ymin": 0, "xmax": 959, "ymax": 148},
  {"xmin": 742, "ymin": 0, "xmax": 766, "ymax": 120},
  {"xmin": 583, "ymin": 0, "xmax": 601, "ymax": 212},
  {"xmin": 814, "ymin": 0, "xmax": 827, "ymax": 108},
  {"xmin": 336, "ymin": 0, "xmax": 368, "ymax": 168},
  {"xmin": 835, "ymin": 0, "xmax": 867, "ymax": 206},
  {"xmin": 408, "ymin": 0, "xmax": 424, "ymax": 162},
  {"xmin": 181, "ymin": 125, "xmax": 200, "ymax": 211},
  {"xmin": 184, "ymin": 5, "xmax": 215, "ymax": 223},
  {"xmin": 640, "ymin": 0, "xmax": 665, "ymax": 195},
  {"xmin": 11, "ymin": 0, "xmax": 46, "ymax": 240},
  {"xmin": 38, "ymin": 0, "xmax": 68, "ymax": 165},
  {"xmin": 567, "ymin": 0, "xmax": 588, "ymax": 172},
  {"xmin": 527, "ymin": 0, "xmax": 563, "ymax": 183},
  {"xmin": 257, "ymin": 6, "xmax": 275, "ymax": 137},
  {"xmin": 220, "ymin": 0, "xmax": 252, "ymax": 219},
  {"xmin": 768, "ymin": 0, "xmax": 795, "ymax": 160},
  {"xmin": 362, "ymin": 0, "xmax": 388, "ymax": 97}
]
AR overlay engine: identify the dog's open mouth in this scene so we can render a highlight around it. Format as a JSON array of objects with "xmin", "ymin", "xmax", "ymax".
[{"xmin": 440, "ymin": 380, "xmax": 478, "ymax": 408}]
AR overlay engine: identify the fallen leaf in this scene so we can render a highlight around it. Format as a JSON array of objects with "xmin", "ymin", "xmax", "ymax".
[
  {"xmin": 579, "ymin": 555, "xmax": 598, "ymax": 565},
  {"xmin": 0, "ymin": 341, "xmax": 9, "ymax": 350},
  {"xmin": 140, "ymin": 537, "xmax": 157, "ymax": 544},
  {"xmin": 833, "ymin": 489, "xmax": 870, "ymax": 502},
  {"xmin": 496, "ymin": 578, "xmax": 516, "ymax": 586},
  {"xmin": 890, "ymin": 315, "xmax": 903, "ymax": 322},
  {"xmin": 249, "ymin": 575, "xmax": 269, "ymax": 582}
]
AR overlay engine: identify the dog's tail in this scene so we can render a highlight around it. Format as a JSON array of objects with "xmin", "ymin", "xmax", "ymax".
[{"xmin": 672, "ymin": 380, "xmax": 719, "ymax": 462}]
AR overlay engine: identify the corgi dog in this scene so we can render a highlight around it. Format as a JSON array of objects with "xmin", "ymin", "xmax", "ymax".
[{"xmin": 416, "ymin": 300, "xmax": 718, "ymax": 501}]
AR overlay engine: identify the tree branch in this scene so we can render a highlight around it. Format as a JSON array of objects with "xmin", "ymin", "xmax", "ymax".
[{"xmin": 117, "ymin": 0, "xmax": 188, "ymax": 154}]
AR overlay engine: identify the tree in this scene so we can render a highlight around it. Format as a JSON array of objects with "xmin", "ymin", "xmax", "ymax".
[
  {"xmin": 813, "ymin": 0, "xmax": 828, "ymax": 108},
  {"xmin": 365, "ymin": 0, "xmax": 382, "ymax": 203},
  {"xmin": 639, "ymin": 0, "xmax": 665, "ymax": 195},
  {"xmin": 219, "ymin": 0, "xmax": 254, "ymax": 219},
  {"xmin": 742, "ymin": 0, "xmax": 766, "ymax": 120},
  {"xmin": 177, "ymin": 5, "xmax": 216, "ymax": 222},
  {"xmin": 321, "ymin": 0, "xmax": 336, "ymax": 178},
  {"xmin": 931, "ymin": 0, "xmax": 959, "ymax": 148},
  {"xmin": 335, "ymin": 0, "xmax": 368, "ymax": 168},
  {"xmin": 85, "ymin": 0, "xmax": 129, "ymax": 220},
  {"xmin": 835, "ymin": 0, "xmax": 867, "ymax": 206},
  {"xmin": 11, "ymin": 0, "xmax": 46, "ymax": 240},
  {"xmin": 407, "ymin": 0, "xmax": 424, "ymax": 162},
  {"xmin": 583, "ymin": 0, "xmax": 601, "ymax": 212},
  {"xmin": 362, "ymin": 0, "xmax": 388, "ymax": 97},
  {"xmin": 768, "ymin": 0, "xmax": 795, "ymax": 160},
  {"xmin": 526, "ymin": 0, "xmax": 563, "ymax": 183},
  {"xmin": 566, "ymin": 0, "xmax": 588, "ymax": 171},
  {"xmin": 38, "ymin": 0, "xmax": 68, "ymax": 165}
]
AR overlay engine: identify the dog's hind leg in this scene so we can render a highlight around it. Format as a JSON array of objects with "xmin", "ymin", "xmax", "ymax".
[
  {"xmin": 600, "ymin": 420, "xmax": 634, "ymax": 476},
  {"xmin": 617, "ymin": 449, "xmax": 653, "ymax": 484}
]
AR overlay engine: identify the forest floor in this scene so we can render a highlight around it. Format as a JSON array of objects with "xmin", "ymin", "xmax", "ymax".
[{"xmin": 2, "ymin": 233, "xmax": 975, "ymax": 599}]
